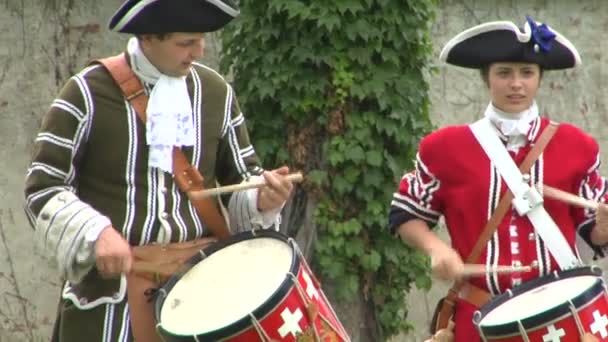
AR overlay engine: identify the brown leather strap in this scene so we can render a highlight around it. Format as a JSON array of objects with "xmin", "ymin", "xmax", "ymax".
[
  {"xmin": 95, "ymin": 53, "xmax": 231, "ymax": 239},
  {"xmin": 434, "ymin": 121, "xmax": 559, "ymax": 331},
  {"xmin": 126, "ymin": 274, "xmax": 163, "ymax": 342},
  {"xmin": 459, "ymin": 282, "xmax": 492, "ymax": 308}
]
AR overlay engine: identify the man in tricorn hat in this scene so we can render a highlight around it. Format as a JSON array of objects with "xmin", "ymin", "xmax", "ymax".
[{"xmin": 24, "ymin": 1, "xmax": 294, "ymax": 340}]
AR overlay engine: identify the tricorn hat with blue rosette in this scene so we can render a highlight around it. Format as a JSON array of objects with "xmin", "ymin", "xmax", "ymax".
[
  {"xmin": 109, "ymin": 0, "xmax": 239, "ymax": 34},
  {"xmin": 439, "ymin": 16, "xmax": 581, "ymax": 70}
]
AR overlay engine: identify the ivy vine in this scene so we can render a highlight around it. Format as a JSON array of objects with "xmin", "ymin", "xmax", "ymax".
[{"xmin": 222, "ymin": 0, "xmax": 437, "ymax": 337}]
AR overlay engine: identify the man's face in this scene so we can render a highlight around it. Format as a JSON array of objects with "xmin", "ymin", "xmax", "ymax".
[{"xmin": 139, "ymin": 32, "xmax": 205, "ymax": 77}]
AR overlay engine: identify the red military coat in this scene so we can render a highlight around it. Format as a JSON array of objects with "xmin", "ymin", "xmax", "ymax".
[{"xmin": 389, "ymin": 117, "xmax": 608, "ymax": 340}]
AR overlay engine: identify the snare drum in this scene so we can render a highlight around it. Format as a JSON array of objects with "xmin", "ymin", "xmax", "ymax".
[
  {"xmin": 473, "ymin": 267, "xmax": 608, "ymax": 341},
  {"xmin": 154, "ymin": 230, "xmax": 350, "ymax": 341}
]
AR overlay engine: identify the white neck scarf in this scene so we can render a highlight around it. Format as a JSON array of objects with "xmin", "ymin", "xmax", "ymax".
[
  {"xmin": 127, "ymin": 37, "xmax": 195, "ymax": 173},
  {"xmin": 484, "ymin": 101, "xmax": 539, "ymax": 151}
]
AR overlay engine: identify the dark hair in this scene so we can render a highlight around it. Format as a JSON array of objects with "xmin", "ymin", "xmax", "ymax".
[
  {"xmin": 480, "ymin": 64, "xmax": 544, "ymax": 87},
  {"xmin": 135, "ymin": 33, "xmax": 171, "ymax": 41}
]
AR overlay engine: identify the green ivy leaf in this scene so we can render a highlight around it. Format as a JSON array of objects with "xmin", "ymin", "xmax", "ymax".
[
  {"xmin": 365, "ymin": 150, "xmax": 383, "ymax": 167},
  {"xmin": 346, "ymin": 145, "xmax": 365, "ymax": 163}
]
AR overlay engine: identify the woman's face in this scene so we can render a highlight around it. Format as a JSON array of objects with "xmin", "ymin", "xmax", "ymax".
[{"xmin": 487, "ymin": 62, "xmax": 541, "ymax": 114}]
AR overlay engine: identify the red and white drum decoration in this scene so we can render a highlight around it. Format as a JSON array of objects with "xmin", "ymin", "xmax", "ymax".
[
  {"xmin": 473, "ymin": 266, "xmax": 608, "ymax": 341},
  {"xmin": 154, "ymin": 230, "xmax": 351, "ymax": 341}
]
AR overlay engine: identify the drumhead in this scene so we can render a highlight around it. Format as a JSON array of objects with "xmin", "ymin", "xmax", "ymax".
[
  {"xmin": 475, "ymin": 266, "xmax": 604, "ymax": 335},
  {"xmin": 480, "ymin": 275, "xmax": 596, "ymax": 325},
  {"xmin": 158, "ymin": 231, "xmax": 294, "ymax": 336}
]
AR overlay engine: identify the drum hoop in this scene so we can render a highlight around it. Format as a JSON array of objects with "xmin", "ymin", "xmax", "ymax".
[
  {"xmin": 154, "ymin": 229, "xmax": 301, "ymax": 340},
  {"xmin": 474, "ymin": 266, "xmax": 604, "ymax": 336}
]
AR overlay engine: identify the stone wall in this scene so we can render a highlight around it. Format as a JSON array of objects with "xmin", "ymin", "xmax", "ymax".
[{"xmin": 0, "ymin": 0, "xmax": 605, "ymax": 341}]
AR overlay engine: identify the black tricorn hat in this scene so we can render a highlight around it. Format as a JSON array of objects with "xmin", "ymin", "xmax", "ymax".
[
  {"xmin": 439, "ymin": 16, "xmax": 581, "ymax": 70},
  {"xmin": 109, "ymin": 0, "xmax": 239, "ymax": 34}
]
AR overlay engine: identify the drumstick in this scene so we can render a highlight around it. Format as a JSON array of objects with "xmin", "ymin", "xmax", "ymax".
[
  {"xmin": 188, "ymin": 172, "xmax": 304, "ymax": 199},
  {"xmin": 462, "ymin": 264, "xmax": 534, "ymax": 276},
  {"xmin": 541, "ymin": 184, "xmax": 599, "ymax": 210}
]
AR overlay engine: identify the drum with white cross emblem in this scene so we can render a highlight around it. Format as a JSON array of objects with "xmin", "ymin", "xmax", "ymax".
[
  {"xmin": 153, "ymin": 229, "xmax": 350, "ymax": 341},
  {"xmin": 473, "ymin": 266, "xmax": 608, "ymax": 341}
]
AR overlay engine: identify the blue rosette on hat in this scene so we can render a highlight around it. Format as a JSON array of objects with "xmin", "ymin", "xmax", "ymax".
[
  {"xmin": 439, "ymin": 16, "xmax": 581, "ymax": 70},
  {"xmin": 109, "ymin": 0, "xmax": 239, "ymax": 34}
]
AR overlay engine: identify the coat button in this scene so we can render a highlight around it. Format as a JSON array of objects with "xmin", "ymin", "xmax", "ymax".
[
  {"xmin": 79, "ymin": 298, "xmax": 89, "ymax": 306},
  {"xmin": 41, "ymin": 213, "xmax": 50, "ymax": 220},
  {"xmin": 112, "ymin": 292, "xmax": 121, "ymax": 300},
  {"xmin": 161, "ymin": 212, "xmax": 169, "ymax": 220}
]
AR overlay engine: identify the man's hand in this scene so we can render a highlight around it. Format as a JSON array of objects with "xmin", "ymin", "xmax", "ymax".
[
  {"xmin": 429, "ymin": 245, "xmax": 464, "ymax": 281},
  {"xmin": 95, "ymin": 226, "xmax": 133, "ymax": 277},
  {"xmin": 257, "ymin": 166, "xmax": 294, "ymax": 212}
]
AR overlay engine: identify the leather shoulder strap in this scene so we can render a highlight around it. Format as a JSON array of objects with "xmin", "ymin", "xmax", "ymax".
[{"xmin": 94, "ymin": 54, "xmax": 231, "ymax": 240}]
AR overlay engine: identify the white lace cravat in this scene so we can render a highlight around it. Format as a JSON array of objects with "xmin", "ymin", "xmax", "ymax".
[
  {"xmin": 127, "ymin": 37, "xmax": 195, "ymax": 173},
  {"xmin": 484, "ymin": 101, "xmax": 539, "ymax": 151}
]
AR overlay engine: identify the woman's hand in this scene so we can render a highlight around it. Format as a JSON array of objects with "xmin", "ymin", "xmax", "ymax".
[{"xmin": 429, "ymin": 244, "xmax": 465, "ymax": 281}]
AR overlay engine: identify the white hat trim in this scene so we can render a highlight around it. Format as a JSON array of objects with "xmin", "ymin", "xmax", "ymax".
[
  {"xmin": 205, "ymin": 0, "xmax": 240, "ymax": 17},
  {"xmin": 112, "ymin": 0, "xmax": 159, "ymax": 32}
]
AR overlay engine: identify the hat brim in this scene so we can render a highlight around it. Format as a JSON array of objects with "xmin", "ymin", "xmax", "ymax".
[
  {"xmin": 439, "ymin": 20, "xmax": 581, "ymax": 70},
  {"xmin": 109, "ymin": 0, "xmax": 239, "ymax": 34}
]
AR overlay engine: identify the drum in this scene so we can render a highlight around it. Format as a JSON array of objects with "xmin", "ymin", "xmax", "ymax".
[
  {"xmin": 473, "ymin": 266, "xmax": 608, "ymax": 341},
  {"xmin": 154, "ymin": 230, "xmax": 351, "ymax": 341}
]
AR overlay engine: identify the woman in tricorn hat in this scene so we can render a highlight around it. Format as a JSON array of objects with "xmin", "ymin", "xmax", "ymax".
[{"xmin": 388, "ymin": 16, "xmax": 608, "ymax": 341}]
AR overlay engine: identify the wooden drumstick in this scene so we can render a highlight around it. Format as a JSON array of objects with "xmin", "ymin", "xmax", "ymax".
[
  {"xmin": 188, "ymin": 172, "xmax": 304, "ymax": 199},
  {"xmin": 541, "ymin": 184, "xmax": 599, "ymax": 210},
  {"xmin": 462, "ymin": 264, "xmax": 535, "ymax": 276}
]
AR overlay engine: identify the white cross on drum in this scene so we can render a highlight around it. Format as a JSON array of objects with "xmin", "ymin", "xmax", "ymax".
[
  {"xmin": 542, "ymin": 324, "xmax": 565, "ymax": 342},
  {"xmin": 278, "ymin": 307, "xmax": 303, "ymax": 338},
  {"xmin": 302, "ymin": 271, "xmax": 319, "ymax": 300},
  {"xmin": 591, "ymin": 309, "xmax": 608, "ymax": 338}
]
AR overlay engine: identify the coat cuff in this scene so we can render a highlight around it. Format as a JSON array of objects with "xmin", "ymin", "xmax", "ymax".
[
  {"xmin": 227, "ymin": 176, "xmax": 282, "ymax": 233},
  {"xmin": 35, "ymin": 191, "xmax": 111, "ymax": 283}
]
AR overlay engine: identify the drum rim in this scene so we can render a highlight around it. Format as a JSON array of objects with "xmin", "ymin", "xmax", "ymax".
[
  {"xmin": 154, "ymin": 229, "xmax": 300, "ymax": 339},
  {"xmin": 473, "ymin": 266, "xmax": 604, "ymax": 336}
]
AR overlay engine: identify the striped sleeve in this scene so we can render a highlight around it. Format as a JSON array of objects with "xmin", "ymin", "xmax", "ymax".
[
  {"xmin": 217, "ymin": 85, "xmax": 264, "ymax": 184},
  {"xmin": 574, "ymin": 149, "xmax": 608, "ymax": 258},
  {"xmin": 216, "ymin": 86, "xmax": 280, "ymax": 231},
  {"xmin": 388, "ymin": 152, "xmax": 442, "ymax": 234},
  {"xmin": 24, "ymin": 71, "xmax": 110, "ymax": 282}
]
